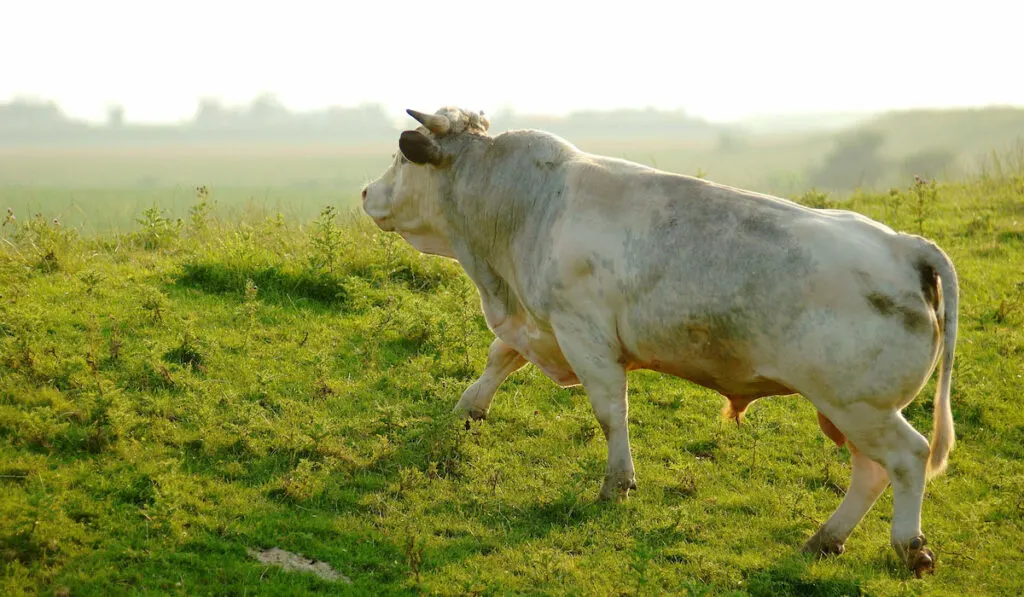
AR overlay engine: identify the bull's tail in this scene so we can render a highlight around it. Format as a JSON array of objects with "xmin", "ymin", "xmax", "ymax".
[{"xmin": 915, "ymin": 239, "xmax": 959, "ymax": 479}]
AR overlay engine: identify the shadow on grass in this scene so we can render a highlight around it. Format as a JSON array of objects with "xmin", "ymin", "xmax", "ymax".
[
  {"xmin": 174, "ymin": 259, "xmax": 465, "ymax": 310},
  {"xmin": 86, "ymin": 404, "xmax": 876, "ymax": 594},
  {"xmin": 745, "ymin": 554, "xmax": 865, "ymax": 597},
  {"xmin": 162, "ymin": 406, "xmax": 614, "ymax": 584},
  {"xmin": 175, "ymin": 261, "xmax": 349, "ymax": 308}
]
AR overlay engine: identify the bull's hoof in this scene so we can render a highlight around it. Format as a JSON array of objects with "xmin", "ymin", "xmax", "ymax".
[
  {"xmin": 911, "ymin": 548, "xmax": 935, "ymax": 578},
  {"xmin": 802, "ymin": 529, "xmax": 846, "ymax": 558},
  {"xmin": 895, "ymin": 535, "xmax": 935, "ymax": 578},
  {"xmin": 598, "ymin": 474, "xmax": 637, "ymax": 502},
  {"xmin": 452, "ymin": 404, "xmax": 488, "ymax": 421}
]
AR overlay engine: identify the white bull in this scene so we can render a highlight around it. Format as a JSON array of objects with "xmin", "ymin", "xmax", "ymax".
[{"xmin": 361, "ymin": 107, "xmax": 958, "ymax": 576}]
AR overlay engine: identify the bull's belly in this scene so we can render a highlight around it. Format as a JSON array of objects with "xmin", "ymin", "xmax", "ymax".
[
  {"xmin": 628, "ymin": 357, "xmax": 795, "ymax": 399},
  {"xmin": 491, "ymin": 316, "xmax": 580, "ymax": 387},
  {"xmin": 490, "ymin": 315, "xmax": 792, "ymax": 396},
  {"xmin": 619, "ymin": 319, "xmax": 796, "ymax": 399}
]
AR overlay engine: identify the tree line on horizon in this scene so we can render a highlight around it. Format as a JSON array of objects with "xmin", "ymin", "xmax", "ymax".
[
  {"xmin": 0, "ymin": 94, "xmax": 721, "ymax": 147},
  {"xmin": 2, "ymin": 95, "xmax": 1020, "ymax": 193}
]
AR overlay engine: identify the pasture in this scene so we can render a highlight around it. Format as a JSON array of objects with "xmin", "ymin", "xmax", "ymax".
[
  {"xmin": 0, "ymin": 139, "xmax": 819, "ymax": 236},
  {"xmin": 1, "ymin": 154, "xmax": 1023, "ymax": 595},
  {"xmin": 6, "ymin": 114, "xmax": 1022, "ymax": 236}
]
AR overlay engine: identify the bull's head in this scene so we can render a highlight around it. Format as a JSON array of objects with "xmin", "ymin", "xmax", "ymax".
[{"xmin": 361, "ymin": 107, "xmax": 489, "ymax": 258}]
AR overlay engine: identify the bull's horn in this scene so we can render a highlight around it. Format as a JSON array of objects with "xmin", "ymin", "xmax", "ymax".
[{"xmin": 406, "ymin": 109, "xmax": 451, "ymax": 135}]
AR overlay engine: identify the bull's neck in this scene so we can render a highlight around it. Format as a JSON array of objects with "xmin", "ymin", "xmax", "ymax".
[
  {"xmin": 442, "ymin": 188, "xmax": 526, "ymax": 326},
  {"xmin": 449, "ymin": 234, "xmax": 523, "ymax": 329},
  {"xmin": 439, "ymin": 138, "xmax": 562, "ymax": 325},
  {"xmin": 441, "ymin": 147, "xmax": 529, "ymax": 278}
]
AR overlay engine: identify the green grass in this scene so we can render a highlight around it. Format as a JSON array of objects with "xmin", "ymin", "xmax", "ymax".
[
  {"xmin": 1, "ymin": 170, "xmax": 1023, "ymax": 596},
  {"xmin": 0, "ymin": 144, "xmax": 393, "ymax": 233}
]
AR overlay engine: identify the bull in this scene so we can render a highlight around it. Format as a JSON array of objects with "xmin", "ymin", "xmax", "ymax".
[{"xmin": 361, "ymin": 107, "xmax": 958, "ymax": 576}]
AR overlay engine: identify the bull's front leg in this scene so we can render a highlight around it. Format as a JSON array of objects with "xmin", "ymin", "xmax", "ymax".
[
  {"xmin": 453, "ymin": 337, "xmax": 527, "ymax": 420},
  {"xmin": 551, "ymin": 318, "xmax": 635, "ymax": 501},
  {"xmin": 587, "ymin": 367, "xmax": 635, "ymax": 501}
]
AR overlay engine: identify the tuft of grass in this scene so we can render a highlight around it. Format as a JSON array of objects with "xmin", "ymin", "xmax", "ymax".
[
  {"xmin": 911, "ymin": 174, "xmax": 939, "ymax": 236},
  {"xmin": 134, "ymin": 205, "xmax": 182, "ymax": 250}
]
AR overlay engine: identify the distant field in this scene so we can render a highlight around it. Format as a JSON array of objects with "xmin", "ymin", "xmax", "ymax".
[
  {"xmin": 0, "ymin": 186, "xmax": 348, "ymax": 237},
  {"xmin": 0, "ymin": 136, "xmax": 846, "ymax": 233},
  {"xmin": 3, "ymin": 104, "xmax": 1024, "ymax": 235},
  {"xmin": 0, "ymin": 145, "xmax": 395, "ymax": 188},
  {"xmin": 0, "ymin": 145, "xmax": 395, "ymax": 233}
]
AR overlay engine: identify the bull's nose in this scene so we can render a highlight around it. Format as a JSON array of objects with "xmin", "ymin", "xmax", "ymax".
[{"xmin": 361, "ymin": 187, "xmax": 368, "ymax": 201}]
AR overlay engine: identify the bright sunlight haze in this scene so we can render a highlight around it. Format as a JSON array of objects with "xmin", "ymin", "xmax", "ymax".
[{"xmin": 3, "ymin": 0, "xmax": 1022, "ymax": 123}]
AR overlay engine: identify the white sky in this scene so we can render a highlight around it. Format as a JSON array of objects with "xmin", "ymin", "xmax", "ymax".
[{"xmin": 2, "ymin": 0, "xmax": 1022, "ymax": 124}]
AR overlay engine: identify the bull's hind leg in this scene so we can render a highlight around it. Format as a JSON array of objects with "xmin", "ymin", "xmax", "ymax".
[
  {"xmin": 454, "ymin": 338, "xmax": 527, "ymax": 420},
  {"xmin": 878, "ymin": 416, "xmax": 935, "ymax": 577},
  {"xmin": 822, "ymin": 407, "xmax": 936, "ymax": 577},
  {"xmin": 803, "ymin": 447, "xmax": 889, "ymax": 556}
]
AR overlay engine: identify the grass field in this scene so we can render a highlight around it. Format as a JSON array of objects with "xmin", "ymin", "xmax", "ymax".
[
  {"xmin": 0, "ymin": 144, "xmax": 395, "ymax": 234},
  {"xmin": 1, "ymin": 140, "xmax": 821, "ymax": 235},
  {"xmin": 1, "ymin": 158, "xmax": 1023, "ymax": 595}
]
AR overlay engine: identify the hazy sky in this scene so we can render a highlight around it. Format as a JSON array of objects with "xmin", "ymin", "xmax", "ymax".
[{"xmin": 3, "ymin": 0, "xmax": 1022, "ymax": 124}]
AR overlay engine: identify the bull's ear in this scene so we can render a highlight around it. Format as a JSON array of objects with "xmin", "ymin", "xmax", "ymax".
[{"xmin": 399, "ymin": 130, "xmax": 443, "ymax": 166}]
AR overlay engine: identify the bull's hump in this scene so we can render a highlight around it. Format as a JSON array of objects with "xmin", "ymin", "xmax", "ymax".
[{"xmin": 491, "ymin": 129, "xmax": 579, "ymax": 158}]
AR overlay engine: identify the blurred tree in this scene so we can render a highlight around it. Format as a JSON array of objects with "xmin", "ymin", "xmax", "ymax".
[
  {"xmin": 106, "ymin": 104, "xmax": 125, "ymax": 128},
  {"xmin": 194, "ymin": 98, "xmax": 236, "ymax": 128},
  {"xmin": 0, "ymin": 98, "xmax": 68, "ymax": 129},
  {"xmin": 246, "ymin": 93, "xmax": 288, "ymax": 124},
  {"xmin": 716, "ymin": 129, "xmax": 747, "ymax": 153},
  {"xmin": 809, "ymin": 130, "xmax": 887, "ymax": 190},
  {"xmin": 902, "ymin": 148, "xmax": 956, "ymax": 181}
]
